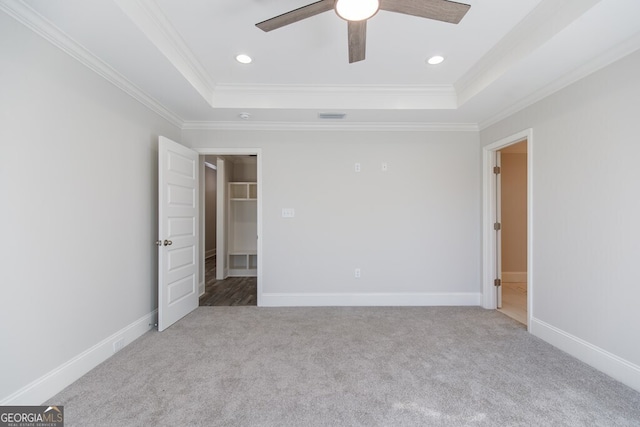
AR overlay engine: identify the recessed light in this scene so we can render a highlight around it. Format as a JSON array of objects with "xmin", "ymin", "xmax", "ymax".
[
  {"xmin": 236, "ymin": 54, "xmax": 252, "ymax": 64},
  {"xmin": 239, "ymin": 112, "xmax": 251, "ymax": 120},
  {"xmin": 427, "ymin": 55, "xmax": 445, "ymax": 65}
]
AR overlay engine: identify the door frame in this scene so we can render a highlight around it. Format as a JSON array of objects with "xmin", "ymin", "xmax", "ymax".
[
  {"xmin": 482, "ymin": 129, "xmax": 533, "ymax": 329},
  {"xmin": 195, "ymin": 147, "xmax": 263, "ymax": 306}
]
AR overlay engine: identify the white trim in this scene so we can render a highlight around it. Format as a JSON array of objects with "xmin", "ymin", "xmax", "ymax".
[
  {"xmin": 479, "ymin": 31, "xmax": 640, "ymax": 130},
  {"xmin": 260, "ymin": 292, "xmax": 482, "ymax": 307},
  {"xmin": 6, "ymin": 0, "xmax": 640, "ymax": 134},
  {"xmin": 194, "ymin": 148, "xmax": 263, "ymax": 306},
  {"xmin": 482, "ymin": 129, "xmax": 534, "ymax": 332},
  {"xmin": 531, "ymin": 317, "xmax": 640, "ymax": 393},
  {"xmin": 0, "ymin": 0, "xmax": 183, "ymax": 128},
  {"xmin": 194, "ymin": 148, "xmax": 262, "ymax": 156},
  {"xmin": 502, "ymin": 272, "xmax": 527, "ymax": 283},
  {"xmin": 198, "ymin": 159, "xmax": 207, "ymax": 302},
  {"xmin": 0, "ymin": 310, "xmax": 157, "ymax": 405},
  {"xmin": 212, "ymin": 83, "xmax": 457, "ymax": 110},
  {"xmin": 456, "ymin": 0, "xmax": 601, "ymax": 106},
  {"xmin": 228, "ymin": 270, "xmax": 257, "ymax": 277},
  {"xmin": 215, "ymin": 83, "xmax": 454, "ymax": 94},
  {"xmin": 182, "ymin": 121, "xmax": 479, "ymax": 132},
  {"xmin": 113, "ymin": 0, "xmax": 216, "ymax": 107}
]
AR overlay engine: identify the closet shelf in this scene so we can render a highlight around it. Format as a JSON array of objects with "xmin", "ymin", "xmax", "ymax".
[{"xmin": 228, "ymin": 181, "xmax": 257, "ymax": 277}]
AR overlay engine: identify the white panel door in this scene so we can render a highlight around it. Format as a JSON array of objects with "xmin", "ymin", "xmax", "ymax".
[
  {"xmin": 495, "ymin": 151, "xmax": 503, "ymax": 309},
  {"xmin": 158, "ymin": 136, "xmax": 199, "ymax": 331}
]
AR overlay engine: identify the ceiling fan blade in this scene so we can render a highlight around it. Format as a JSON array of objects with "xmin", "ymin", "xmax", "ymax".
[
  {"xmin": 347, "ymin": 20, "xmax": 367, "ymax": 63},
  {"xmin": 379, "ymin": 0, "xmax": 470, "ymax": 24},
  {"xmin": 256, "ymin": 0, "xmax": 334, "ymax": 32}
]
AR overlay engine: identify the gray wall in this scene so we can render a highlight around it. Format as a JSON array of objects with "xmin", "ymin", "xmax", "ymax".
[
  {"xmin": 3, "ymin": 3, "xmax": 639, "ymax": 404},
  {"xmin": 0, "ymin": 12, "xmax": 180, "ymax": 402},
  {"xmin": 183, "ymin": 130, "xmax": 482, "ymax": 304},
  {"xmin": 481, "ymin": 50, "xmax": 640, "ymax": 373}
]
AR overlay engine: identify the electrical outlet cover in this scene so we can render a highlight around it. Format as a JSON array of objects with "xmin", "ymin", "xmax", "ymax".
[
  {"xmin": 113, "ymin": 338, "xmax": 124, "ymax": 353},
  {"xmin": 282, "ymin": 208, "xmax": 295, "ymax": 218}
]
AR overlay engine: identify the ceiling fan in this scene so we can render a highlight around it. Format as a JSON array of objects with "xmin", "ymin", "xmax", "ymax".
[{"xmin": 256, "ymin": 0, "xmax": 471, "ymax": 63}]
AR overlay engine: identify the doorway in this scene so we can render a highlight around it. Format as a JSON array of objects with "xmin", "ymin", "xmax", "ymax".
[
  {"xmin": 482, "ymin": 129, "xmax": 533, "ymax": 329},
  {"xmin": 195, "ymin": 148, "xmax": 262, "ymax": 307},
  {"xmin": 497, "ymin": 141, "xmax": 528, "ymax": 324}
]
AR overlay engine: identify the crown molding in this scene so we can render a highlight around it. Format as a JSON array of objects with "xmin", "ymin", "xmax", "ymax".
[
  {"xmin": 479, "ymin": 31, "xmax": 640, "ymax": 131},
  {"xmin": 113, "ymin": 0, "xmax": 216, "ymax": 107},
  {"xmin": 1, "ymin": 0, "xmax": 184, "ymax": 128},
  {"xmin": 212, "ymin": 84, "xmax": 458, "ymax": 110},
  {"xmin": 455, "ymin": 0, "xmax": 601, "ymax": 107},
  {"xmin": 2, "ymin": 1, "xmax": 467, "ymax": 132},
  {"xmin": 182, "ymin": 121, "xmax": 478, "ymax": 132},
  {"xmin": 7, "ymin": 0, "xmax": 638, "ymax": 135},
  {"xmin": 11, "ymin": 0, "xmax": 635, "ymax": 135}
]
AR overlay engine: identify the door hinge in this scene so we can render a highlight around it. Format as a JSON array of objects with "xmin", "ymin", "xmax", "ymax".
[
  {"xmin": 494, "ymin": 278, "xmax": 502, "ymax": 287},
  {"xmin": 493, "ymin": 166, "xmax": 501, "ymax": 174},
  {"xmin": 494, "ymin": 222, "xmax": 501, "ymax": 231}
]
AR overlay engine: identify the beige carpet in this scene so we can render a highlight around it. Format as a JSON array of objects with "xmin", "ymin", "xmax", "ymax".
[{"xmin": 48, "ymin": 307, "xmax": 640, "ymax": 426}]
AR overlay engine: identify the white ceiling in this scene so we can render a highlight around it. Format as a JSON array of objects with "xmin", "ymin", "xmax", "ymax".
[{"xmin": 7, "ymin": 0, "xmax": 640, "ymax": 129}]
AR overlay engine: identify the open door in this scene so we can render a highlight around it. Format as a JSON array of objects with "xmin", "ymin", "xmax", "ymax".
[
  {"xmin": 483, "ymin": 129, "xmax": 531, "ymax": 327},
  {"xmin": 157, "ymin": 136, "xmax": 199, "ymax": 331},
  {"xmin": 495, "ymin": 151, "xmax": 503, "ymax": 309}
]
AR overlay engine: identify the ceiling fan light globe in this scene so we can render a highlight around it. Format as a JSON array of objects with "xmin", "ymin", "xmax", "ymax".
[{"xmin": 335, "ymin": 0, "xmax": 379, "ymax": 21}]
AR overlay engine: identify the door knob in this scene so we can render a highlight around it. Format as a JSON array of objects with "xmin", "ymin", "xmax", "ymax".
[
  {"xmin": 155, "ymin": 240, "xmax": 162, "ymax": 246},
  {"xmin": 164, "ymin": 240, "xmax": 173, "ymax": 246}
]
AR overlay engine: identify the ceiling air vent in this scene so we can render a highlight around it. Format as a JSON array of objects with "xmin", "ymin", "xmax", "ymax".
[{"xmin": 318, "ymin": 112, "xmax": 346, "ymax": 120}]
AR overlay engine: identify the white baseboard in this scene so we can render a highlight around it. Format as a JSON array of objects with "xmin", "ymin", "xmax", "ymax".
[
  {"xmin": 530, "ymin": 317, "xmax": 640, "ymax": 393},
  {"xmin": 259, "ymin": 292, "xmax": 482, "ymax": 307},
  {"xmin": 228, "ymin": 269, "xmax": 257, "ymax": 277},
  {"xmin": 502, "ymin": 272, "xmax": 527, "ymax": 282},
  {"xmin": 1, "ymin": 310, "xmax": 157, "ymax": 405},
  {"xmin": 216, "ymin": 268, "xmax": 228, "ymax": 281}
]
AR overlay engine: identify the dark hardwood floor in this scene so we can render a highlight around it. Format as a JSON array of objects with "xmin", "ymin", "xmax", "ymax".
[{"xmin": 199, "ymin": 256, "xmax": 257, "ymax": 306}]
